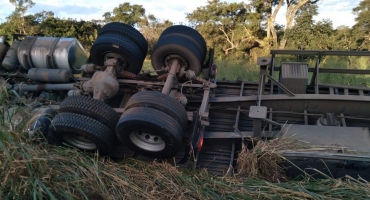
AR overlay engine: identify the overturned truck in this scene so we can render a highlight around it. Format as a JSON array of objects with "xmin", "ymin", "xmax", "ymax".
[{"xmin": 0, "ymin": 23, "xmax": 369, "ymax": 179}]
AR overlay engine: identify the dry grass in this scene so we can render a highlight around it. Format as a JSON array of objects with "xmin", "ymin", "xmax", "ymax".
[
  {"xmin": 1, "ymin": 119, "xmax": 369, "ymax": 199},
  {"xmin": 236, "ymin": 136, "xmax": 301, "ymax": 182}
]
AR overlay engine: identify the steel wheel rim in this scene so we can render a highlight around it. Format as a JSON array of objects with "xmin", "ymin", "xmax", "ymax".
[
  {"xmin": 62, "ymin": 134, "xmax": 97, "ymax": 150},
  {"xmin": 129, "ymin": 130, "xmax": 165, "ymax": 152}
]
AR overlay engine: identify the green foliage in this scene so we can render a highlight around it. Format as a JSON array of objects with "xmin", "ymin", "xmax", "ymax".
[
  {"xmin": 139, "ymin": 15, "xmax": 173, "ymax": 58},
  {"xmin": 38, "ymin": 16, "xmax": 101, "ymax": 50},
  {"xmin": 285, "ymin": 4, "xmax": 334, "ymax": 50},
  {"xmin": 103, "ymin": 2, "xmax": 145, "ymax": 26},
  {"xmin": 187, "ymin": 0, "xmax": 264, "ymax": 60},
  {"xmin": 352, "ymin": 0, "xmax": 370, "ymax": 50}
]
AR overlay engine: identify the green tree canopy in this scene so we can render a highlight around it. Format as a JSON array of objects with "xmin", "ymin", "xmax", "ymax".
[
  {"xmin": 103, "ymin": 2, "xmax": 145, "ymax": 26},
  {"xmin": 187, "ymin": 0, "xmax": 264, "ymax": 59}
]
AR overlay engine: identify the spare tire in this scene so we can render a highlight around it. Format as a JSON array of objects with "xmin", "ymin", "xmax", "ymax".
[
  {"xmin": 98, "ymin": 22, "xmax": 148, "ymax": 57},
  {"xmin": 90, "ymin": 33, "xmax": 144, "ymax": 74}
]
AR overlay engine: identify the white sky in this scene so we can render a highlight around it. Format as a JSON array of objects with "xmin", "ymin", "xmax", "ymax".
[{"xmin": 0, "ymin": 0, "xmax": 361, "ymax": 28}]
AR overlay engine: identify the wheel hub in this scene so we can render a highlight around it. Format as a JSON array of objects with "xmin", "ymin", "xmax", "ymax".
[
  {"xmin": 129, "ymin": 130, "xmax": 165, "ymax": 152},
  {"xmin": 62, "ymin": 134, "xmax": 97, "ymax": 150}
]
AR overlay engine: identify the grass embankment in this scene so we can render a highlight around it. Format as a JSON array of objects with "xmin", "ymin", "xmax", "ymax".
[{"xmin": 1, "ymin": 127, "xmax": 370, "ymax": 199}]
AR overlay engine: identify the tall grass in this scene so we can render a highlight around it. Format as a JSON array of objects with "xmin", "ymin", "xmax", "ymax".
[
  {"xmin": 144, "ymin": 56, "xmax": 370, "ymax": 86},
  {"xmin": 215, "ymin": 60, "xmax": 260, "ymax": 82},
  {"xmin": 318, "ymin": 56, "xmax": 370, "ymax": 87},
  {"xmin": 1, "ymin": 127, "xmax": 370, "ymax": 199},
  {"xmin": 216, "ymin": 56, "xmax": 370, "ymax": 86}
]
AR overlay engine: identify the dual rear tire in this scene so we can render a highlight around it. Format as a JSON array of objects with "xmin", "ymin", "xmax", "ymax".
[
  {"xmin": 116, "ymin": 91, "xmax": 188, "ymax": 158},
  {"xmin": 48, "ymin": 95, "xmax": 119, "ymax": 155},
  {"xmin": 151, "ymin": 25, "xmax": 207, "ymax": 76},
  {"xmin": 90, "ymin": 22, "xmax": 148, "ymax": 74}
]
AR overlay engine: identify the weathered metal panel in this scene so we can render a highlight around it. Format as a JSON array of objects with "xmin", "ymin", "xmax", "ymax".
[
  {"xmin": 280, "ymin": 62, "xmax": 308, "ymax": 94},
  {"xmin": 282, "ymin": 124, "xmax": 370, "ymax": 153}
]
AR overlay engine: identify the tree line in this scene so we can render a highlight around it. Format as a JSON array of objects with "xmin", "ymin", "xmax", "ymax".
[{"xmin": 1, "ymin": 0, "xmax": 370, "ymax": 61}]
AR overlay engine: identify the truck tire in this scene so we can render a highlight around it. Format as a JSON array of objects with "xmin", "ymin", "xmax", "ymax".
[
  {"xmin": 151, "ymin": 34, "xmax": 203, "ymax": 76},
  {"xmin": 98, "ymin": 22, "xmax": 148, "ymax": 57},
  {"xmin": 159, "ymin": 25, "xmax": 206, "ymax": 59},
  {"xmin": 116, "ymin": 107, "xmax": 182, "ymax": 158},
  {"xmin": 90, "ymin": 33, "xmax": 144, "ymax": 74},
  {"xmin": 48, "ymin": 112, "xmax": 114, "ymax": 155},
  {"xmin": 59, "ymin": 95, "xmax": 119, "ymax": 132},
  {"xmin": 124, "ymin": 91, "xmax": 188, "ymax": 130}
]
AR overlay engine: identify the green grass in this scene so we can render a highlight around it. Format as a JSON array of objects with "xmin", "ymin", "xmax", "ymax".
[
  {"xmin": 214, "ymin": 60, "xmax": 260, "ymax": 82},
  {"xmin": 318, "ymin": 57, "xmax": 370, "ymax": 87}
]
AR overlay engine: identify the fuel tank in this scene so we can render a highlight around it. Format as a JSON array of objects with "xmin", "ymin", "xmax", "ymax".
[{"xmin": 17, "ymin": 37, "xmax": 87, "ymax": 74}]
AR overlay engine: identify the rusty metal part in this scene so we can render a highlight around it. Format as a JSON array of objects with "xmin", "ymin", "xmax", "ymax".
[
  {"xmin": 28, "ymin": 68, "xmax": 73, "ymax": 83},
  {"xmin": 165, "ymin": 54, "xmax": 188, "ymax": 71},
  {"xmin": 172, "ymin": 91, "xmax": 188, "ymax": 106},
  {"xmin": 17, "ymin": 36, "xmax": 87, "ymax": 73},
  {"xmin": 82, "ymin": 66, "xmax": 119, "ymax": 101},
  {"xmin": 161, "ymin": 59, "xmax": 180, "ymax": 95},
  {"xmin": 157, "ymin": 73, "xmax": 168, "ymax": 80},
  {"xmin": 2, "ymin": 40, "xmax": 21, "ymax": 71},
  {"xmin": 81, "ymin": 64, "xmax": 97, "ymax": 74},
  {"xmin": 121, "ymin": 70, "xmax": 137, "ymax": 79},
  {"xmin": 67, "ymin": 89, "xmax": 82, "ymax": 96}
]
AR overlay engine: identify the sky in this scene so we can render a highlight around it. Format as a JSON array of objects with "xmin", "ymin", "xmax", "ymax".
[{"xmin": 0, "ymin": 0, "xmax": 362, "ymax": 28}]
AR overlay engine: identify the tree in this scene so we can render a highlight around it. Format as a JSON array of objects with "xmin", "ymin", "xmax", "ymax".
[
  {"xmin": 250, "ymin": 0, "xmax": 281, "ymax": 47},
  {"xmin": 9, "ymin": 0, "xmax": 35, "ymax": 34},
  {"xmin": 250, "ymin": 0, "xmax": 321, "ymax": 49},
  {"xmin": 187, "ymin": 0, "xmax": 264, "ymax": 59},
  {"xmin": 352, "ymin": 0, "xmax": 370, "ymax": 50},
  {"xmin": 139, "ymin": 14, "xmax": 173, "ymax": 57},
  {"xmin": 38, "ymin": 17, "xmax": 101, "ymax": 50},
  {"xmin": 103, "ymin": 3, "xmax": 145, "ymax": 26}
]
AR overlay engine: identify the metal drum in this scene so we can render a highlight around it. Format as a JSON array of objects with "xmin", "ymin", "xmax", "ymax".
[
  {"xmin": 17, "ymin": 37, "xmax": 87, "ymax": 74},
  {"xmin": 0, "ymin": 37, "xmax": 8, "ymax": 68},
  {"xmin": 2, "ymin": 40, "xmax": 21, "ymax": 71}
]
